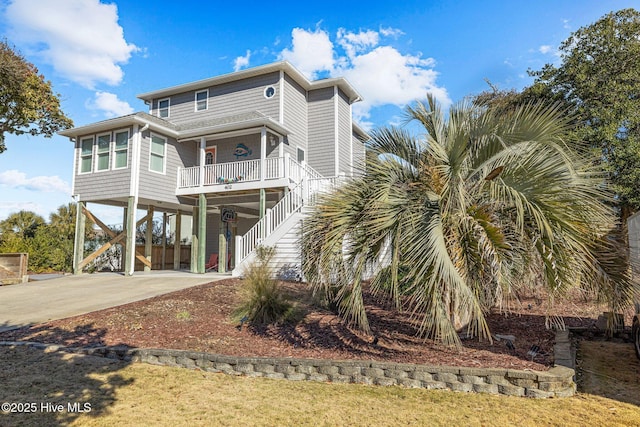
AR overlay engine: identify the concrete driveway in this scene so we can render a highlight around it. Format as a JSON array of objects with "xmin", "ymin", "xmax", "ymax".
[{"xmin": 0, "ymin": 271, "xmax": 228, "ymax": 332}]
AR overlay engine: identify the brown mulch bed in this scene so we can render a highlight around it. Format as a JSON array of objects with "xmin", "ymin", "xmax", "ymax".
[{"xmin": 0, "ymin": 279, "xmax": 614, "ymax": 371}]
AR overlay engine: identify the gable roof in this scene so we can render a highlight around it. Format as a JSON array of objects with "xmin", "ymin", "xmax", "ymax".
[{"xmin": 136, "ymin": 61, "xmax": 362, "ymax": 104}]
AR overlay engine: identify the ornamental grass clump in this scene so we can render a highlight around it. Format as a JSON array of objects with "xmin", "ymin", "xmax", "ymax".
[{"xmin": 233, "ymin": 246, "xmax": 296, "ymax": 326}]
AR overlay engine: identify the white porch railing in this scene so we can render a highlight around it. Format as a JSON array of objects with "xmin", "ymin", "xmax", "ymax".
[
  {"xmin": 178, "ymin": 167, "xmax": 200, "ymax": 188},
  {"xmin": 234, "ymin": 174, "xmax": 345, "ymax": 266},
  {"xmin": 288, "ymin": 157, "xmax": 323, "ymax": 183},
  {"xmin": 305, "ymin": 176, "xmax": 342, "ymax": 204},
  {"xmin": 265, "ymin": 157, "xmax": 283, "ymax": 180},
  {"xmin": 203, "ymin": 159, "xmax": 261, "ymax": 185},
  {"xmin": 236, "ymin": 182, "xmax": 304, "ymax": 261},
  {"xmin": 177, "ymin": 155, "xmax": 319, "ymax": 191}
]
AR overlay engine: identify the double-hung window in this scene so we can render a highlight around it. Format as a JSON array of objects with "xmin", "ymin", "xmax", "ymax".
[
  {"xmin": 195, "ymin": 90, "xmax": 208, "ymax": 111},
  {"xmin": 150, "ymin": 134, "xmax": 166, "ymax": 173},
  {"xmin": 96, "ymin": 133, "xmax": 111, "ymax": 171},
  {"xmin": 158, "ymin": 98, "xmax": 170, "ymax": 118},
  {"xmin": 114, "ymin": 130, "xmax": 129, "ymax": 169},
  {"xmin": 80, "ymin": 137, "xmax": 94, "ymax": 173}
]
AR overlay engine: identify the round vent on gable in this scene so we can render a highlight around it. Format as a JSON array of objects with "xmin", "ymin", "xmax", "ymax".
[{"xmin": 264, "ymin": 86, "xmax": 276, "ymax": 99}]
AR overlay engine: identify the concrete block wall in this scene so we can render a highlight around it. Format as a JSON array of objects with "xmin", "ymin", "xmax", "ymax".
[{"xmin": 1, "ymin": 329, "xmax": 576, "ymax": 398}]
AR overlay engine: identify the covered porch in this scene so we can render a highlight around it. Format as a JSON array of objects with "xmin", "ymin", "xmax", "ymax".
[{"xmin": 176, "ymin": 153, "xmax": 320, "ymax": 195}]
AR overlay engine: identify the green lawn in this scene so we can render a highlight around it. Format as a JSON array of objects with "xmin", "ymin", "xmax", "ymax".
[{"xmin": 1, "ymin": 345, "xmax": 638, "ymax": 426}]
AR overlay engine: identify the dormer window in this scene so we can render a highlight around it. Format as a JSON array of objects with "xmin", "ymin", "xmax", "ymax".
[
  {"xmin": 158, "ymin": 98, "xmax": 170, "ymax": 118},
  {"xmin": 195, "ymin": 90, "xmax": 208, "ymax": 111}
]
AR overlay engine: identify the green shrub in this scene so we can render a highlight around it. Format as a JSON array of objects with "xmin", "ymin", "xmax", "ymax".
[
  {"xmin": 232, "ymin": 246, "xmax": 297, "ymax": 326},
  {"xmin": 176, "ymin": 310, "xmax": 191, "ymax": 321}
]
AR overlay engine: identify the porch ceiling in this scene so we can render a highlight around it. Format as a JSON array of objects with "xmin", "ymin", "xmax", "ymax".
[{"xmin": 180, "ymin": 188, "xmax": 283, "ymax": 215}]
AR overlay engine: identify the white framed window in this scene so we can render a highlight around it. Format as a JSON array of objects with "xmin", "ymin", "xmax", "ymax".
[
  {"xmin": 79, "ymin": 137, "xmax": 94, "ymax": 174},
  {"xmin": 158, "ymin": 98, "xmax": 170, "ymax": 118},
  {"xmin": 96, "ymin": 133, "xmax": 111, "ymax": 171},
  {"xmin": 195, "ymin": 90, "xmax": 208, "ymax": 111},
  {"xmin": 113, "ymin": 129, "xmax": 129, "ymax": 169},
  {"xmin": 149, "ymin": 134, "xmax": 167, "ymax": 173},
  {"xmin": 297, "ymin": 146, "xmax": 305, "ymax": 163}
]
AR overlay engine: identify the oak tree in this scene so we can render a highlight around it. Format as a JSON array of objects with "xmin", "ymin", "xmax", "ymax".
[
  {"xmin": 0, "ymin": 40, "xmax": 73, "ymax": 153},
  {"xmin": 526, "ymin": 8, "xmax": 640, "ymax": 217}
]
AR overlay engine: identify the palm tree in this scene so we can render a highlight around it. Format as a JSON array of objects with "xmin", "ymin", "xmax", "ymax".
[
  {"xmin": 0, "ymin": 210, "xmax": 45, "ymax": 240},
  {"xmin": 302, "ymin": 96, "xmax": 637, "ymax": 347}
]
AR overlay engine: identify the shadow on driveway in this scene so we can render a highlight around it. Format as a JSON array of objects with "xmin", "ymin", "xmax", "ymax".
[{"xmin": 577, "ymin": 339, "xmax": 640, "ymax": 406}]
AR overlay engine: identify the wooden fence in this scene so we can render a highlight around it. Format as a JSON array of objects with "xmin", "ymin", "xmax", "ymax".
[
  {"xmin": 133, "ymin": 245, "xmax": 191, "ymax": 271},
  {"xmin": 0, "ymin": 253, "xmax": 29, "ymax": 284}
]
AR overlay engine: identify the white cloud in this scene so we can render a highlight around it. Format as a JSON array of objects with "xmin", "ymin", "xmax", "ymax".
[
  {"xmin": 86, "ymin": 91, "xmax": 134, "ymax": 118},
  {"xmin": 277, "ymin": 27, "xmax": 450, "ymax": 122},
  {"xmin": 0, "ymin": 170, "xmax": 71, "ymax": 194},
  {"xmin": 539, "ymin": 45, "xmax": 552, "ymax": 54},
  {"xmin": 278, "ymin": 27, "xmax": 334, "ymax": 79},
  {"xmin": 233, "ymin": 50, "xmax": 251, "ymax": 71},
  {"xmin": 339, "ymin": 46, "xmax": 448, "ymax": 121},
  {"xmin": 337, "ymin": 28, "xmax": 379, "ymax": 59},
  {"xmin": 5, "ymin": 0, "xmax": 138, "ymax": 88},
  {"xmin": 380, "ymin": 26, "xmax": 405, "ymax": 38},
  {"xmin": 0, "ymin": 201, "xmax": 47, "ymax": 220}
]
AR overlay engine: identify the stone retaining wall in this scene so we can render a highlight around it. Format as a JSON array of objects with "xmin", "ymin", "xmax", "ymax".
[{"xmin": 0, "ymin": 330, "xmax": 576, "ymax": 398}]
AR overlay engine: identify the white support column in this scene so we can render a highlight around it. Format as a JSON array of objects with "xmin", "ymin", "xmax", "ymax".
[
  {"xmin": 260, "ymin": 127, "xmax": 267, "ymax": 181},
  {"xmin": 73, "ymin": 200, "xmax": 85, "ymax": 275},
  {"xmin": 173, "ymin": 210, "xmax": 182, "ymax": 270},
  {"xmin": 126, "ymin": 197, "xmax": 137, "ymax": 276},
  {"xmin": 279, "ymin": 70, "xmax": 285, "ymax": 124},
  {"xmin": 199, "ymin": 137, "xmax": 206, "ymax": 188},
  {"xmin": 349, "ymin": 103, "xmax": 354, "ymax": 177},
  {"xmin": 334, "ymin": 85, "xmax": 339, "ymax": 177}
]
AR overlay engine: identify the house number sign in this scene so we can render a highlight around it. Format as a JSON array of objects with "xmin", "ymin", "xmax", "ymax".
[{"xmin": 221, "ymin": 208, "xmax": 237, "ymax": 223}]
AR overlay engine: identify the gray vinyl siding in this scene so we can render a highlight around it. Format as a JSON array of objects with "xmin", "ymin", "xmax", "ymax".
[
  {"xmin": 307, "ymin": 87, "xmax": 336, "ymax": 177},
  {"xmin": 282, "ymin": 73, "xmax": 308, "ymax": 158},
  {"xmin": 152, "ymin": 73, "xmax": 281, "ymax": 125},
  {"xmin": 208, "ymin": 133, "xmax": 279, "ymax": 164},
  {"xmin": 138, "ymin": 131, "xmax": 197, "ymax": 204},
  {"xmin": 352, "ymin": 131, "xmax": 366, "ymax": 176},
  {"xmin": 214, "ymin": 134, "xmax": 260, "ymax": 163},
  {"xmin": 266, "ymin": 132, "xmax": 279, "ymax": 159},
  {"xmin": 337, "ymin": 90, "xmax": 351, "ymax": 175},
  {"xmin": 73, "ymin": 129, "xmax": 133, "ymax": 201}
]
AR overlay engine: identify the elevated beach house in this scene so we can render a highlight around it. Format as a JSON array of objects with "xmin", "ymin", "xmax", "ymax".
[{"xmin": 59, "ymin": 61, "xmax": 367, "ymax": 276}]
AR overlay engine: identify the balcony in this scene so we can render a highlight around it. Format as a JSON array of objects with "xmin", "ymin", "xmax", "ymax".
[{"xmin": 176, "ymin": 154, "xmax": 321, "ymax": 195}]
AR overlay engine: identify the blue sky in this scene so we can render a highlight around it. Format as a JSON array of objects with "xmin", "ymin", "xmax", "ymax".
[{"xmin": 0, "ymin": 0, "xmax": 637, "ymax": 225}]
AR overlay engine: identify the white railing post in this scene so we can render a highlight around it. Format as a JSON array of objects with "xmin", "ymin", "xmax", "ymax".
[
  {"xmin": 303, "ymin": 178, "xmax": 309, "ymax": 207},
  {"xmin": 265, "ymin": 208, "xmax": 272, "ymax": 235},
  {"xmin": 283, "ymin": 153, "xmax": 290, "ymax": 182},
  {"xmin": 235, "ymin": 235, "xmax": 242, "ymax": 269},
  {"xmin": 199, "ymin": 137, "xmax": 206, "ymax": 190},
  {"xmin": 260, "ymin": 127, "xmax": 267, "ymax": 181}
]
